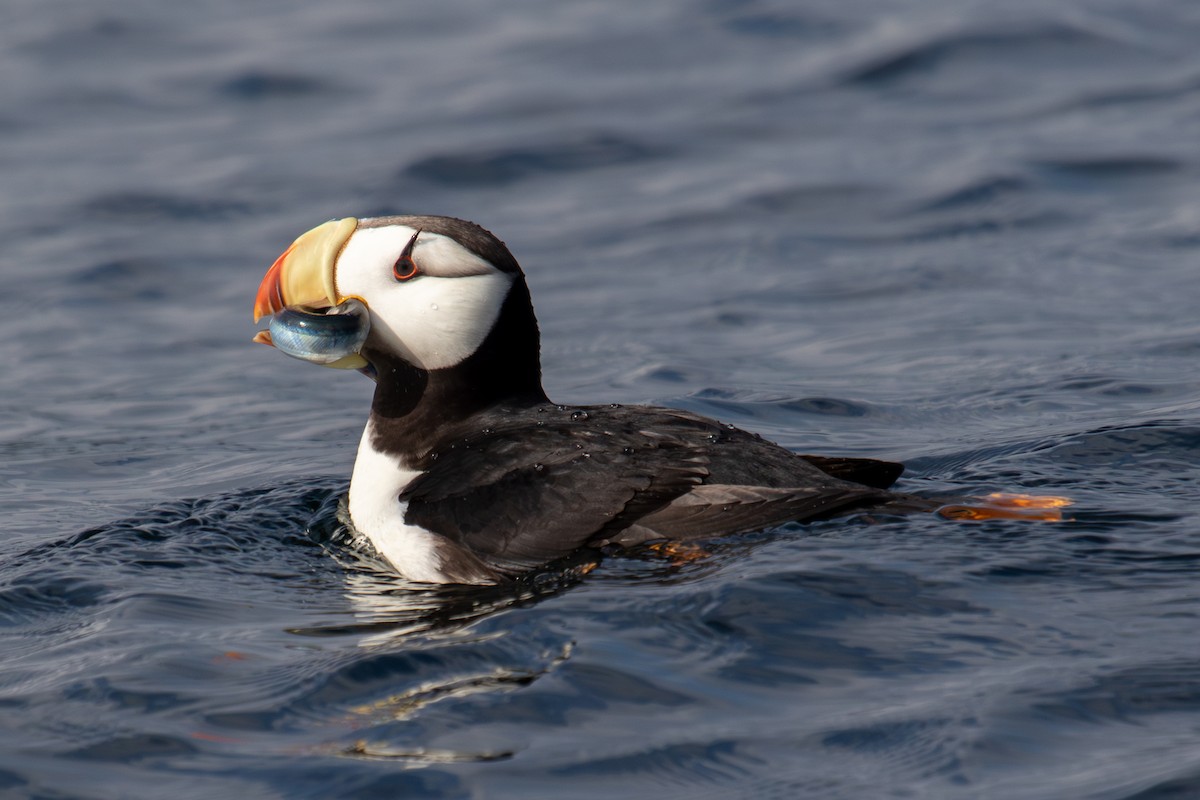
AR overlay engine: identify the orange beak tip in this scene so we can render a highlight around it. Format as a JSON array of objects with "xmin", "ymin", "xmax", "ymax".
[
  {"xmin": 253, "ymin": 330, "xmax": 275, "ymax": 347},
  {"xmin": 252, "ymin": 243, "xmax": 293, "ymax": 322}
]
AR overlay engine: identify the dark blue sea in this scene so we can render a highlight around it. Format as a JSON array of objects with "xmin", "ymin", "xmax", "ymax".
[{"xmin": 3, "ymin": 1, "xmax": 1200, "ymax": 797}]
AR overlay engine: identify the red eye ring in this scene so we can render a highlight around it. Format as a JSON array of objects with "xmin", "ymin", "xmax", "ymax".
[
  {"xmin": 392, "ymin": 229, "xmax": 422, "ymax": 282},
  {"xmin": 393, "ymin": 259, "xmax": 419, "ymax": 281}
]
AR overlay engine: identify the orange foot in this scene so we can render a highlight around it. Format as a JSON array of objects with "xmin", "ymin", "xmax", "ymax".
[
  {"xmin": 937, "ymin": 492, "xmax": 1073, "ymax": 522},
  {"xmin": 647, "ymin": 541, "xmax": 711, "ymax": 565}
]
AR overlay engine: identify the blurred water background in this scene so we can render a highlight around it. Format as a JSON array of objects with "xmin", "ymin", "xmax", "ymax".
[{"xmin": 2, "ymin": 1, "xmax": 1200, "ymax": 797}]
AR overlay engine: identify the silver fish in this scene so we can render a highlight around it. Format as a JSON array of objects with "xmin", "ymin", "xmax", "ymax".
[{"xmin": 262, "ymin": 299, "xmax": 370, "ymax": 366}]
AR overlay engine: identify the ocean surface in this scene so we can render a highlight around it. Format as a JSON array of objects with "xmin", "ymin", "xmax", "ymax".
[{"xmin": 3, "ymin": 1, "xmax": 1200, "ymax": 797}]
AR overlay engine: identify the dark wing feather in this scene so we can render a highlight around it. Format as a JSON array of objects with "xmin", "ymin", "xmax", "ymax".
[
  {"xmin": 605, "ymin": 483, "xmax": 890, "ymax": 546},
  {"xmin": 398, "ymin": 403, "xmax": 909, "ymax": 578},
  {"xmin": 797, "ymin": 456, "xmax": 904, "ymax": 489},
  {"xmin": 400, "ymin": 416, "xmax": 711, "ymax": 576}
]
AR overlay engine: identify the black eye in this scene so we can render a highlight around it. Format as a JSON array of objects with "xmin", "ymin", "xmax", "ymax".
[{"xmin": 392, "ymin": 229, "xmax": 422, "ymax": 281}]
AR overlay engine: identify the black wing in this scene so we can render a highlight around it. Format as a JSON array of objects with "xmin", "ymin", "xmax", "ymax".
[
  {"xmin": 798, "ymin": 455, "xmax": 904, "ymax": 489},
  {"xmin": 609, "ymin": 483, "xmax": 888, "ymax": 545},
  {"xmin": 400, "ymin": 404, "xmax": 906, "ymax": 577},
  {"xmin": 400, "ymin": 412, "xmax": 712, "ymax": 576}
]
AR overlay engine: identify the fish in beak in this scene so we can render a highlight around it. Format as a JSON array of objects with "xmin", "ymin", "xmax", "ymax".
[{"xmin": 253, "ymin": 217, "xmax": 368, "ymax": 370}]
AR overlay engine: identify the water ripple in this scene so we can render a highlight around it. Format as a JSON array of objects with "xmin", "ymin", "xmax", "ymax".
[{"xmin": 402, "ymin": 133, "xmax": 670, "ymax": 187}]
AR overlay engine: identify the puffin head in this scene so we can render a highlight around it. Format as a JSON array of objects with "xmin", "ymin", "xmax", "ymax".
[{"xmin": 255, "ymin": 214, "xmax": 540, "ymax": 372}]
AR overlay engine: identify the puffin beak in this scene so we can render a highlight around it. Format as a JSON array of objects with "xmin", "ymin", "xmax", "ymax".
[{"xmin": 253, "ymin": 217, "xmax": 360, "ymax": 323}]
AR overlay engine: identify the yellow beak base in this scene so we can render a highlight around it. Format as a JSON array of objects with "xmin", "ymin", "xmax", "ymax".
[
  {"xmin": 253, "ymin": 217, "xmax": 368, "ymax": 370},
  {"xmin": 253, "ymin": 217, "xmax": 359, "ymax": 322}
]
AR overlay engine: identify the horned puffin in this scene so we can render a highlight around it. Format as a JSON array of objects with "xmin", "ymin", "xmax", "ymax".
[{"xmin": 253, "ymin": 215, "xmax": 1065, "ymax": 584}]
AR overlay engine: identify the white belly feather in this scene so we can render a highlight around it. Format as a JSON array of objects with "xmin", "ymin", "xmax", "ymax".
[{"xmin": 347, "ymin": 421, "xmax": 447, "ymax": 583}]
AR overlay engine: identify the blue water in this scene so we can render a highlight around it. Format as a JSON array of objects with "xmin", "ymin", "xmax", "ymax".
[{"xmin": 3, "ymin": 1, "xmax": 1200, "ymax": 797}]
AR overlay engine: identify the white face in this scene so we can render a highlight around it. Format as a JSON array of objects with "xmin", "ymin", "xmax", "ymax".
[{"xmin": 334, "ymin": 224, "xmax": 514, "ymax": 370}]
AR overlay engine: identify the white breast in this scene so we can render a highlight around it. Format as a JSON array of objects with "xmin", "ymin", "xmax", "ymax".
[{"xmin": 346, "ymin": 420, "xmax": 448, "ymax": 583}]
